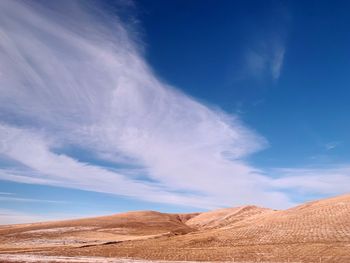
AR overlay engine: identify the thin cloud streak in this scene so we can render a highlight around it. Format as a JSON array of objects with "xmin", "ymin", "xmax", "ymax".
[
  {"xmin": 0, "ymin": 208, "xmax": 108, "ymax": 224},
  {"xmin": 0, "ymin": 209, "xmax": 46, "ymax": 225},
  {"xmin": 271, "ymin": 45, "xmax": 285, "ymax": 80},
  {"xmin": 0, "ymin": 192, "xmax": 14, "ymax": 195},
  {"xmin": 244, "ymin": 41, "xmax": 285, "ymax": 81},
  {"xmin": 325, "ymin": 141, "xmax": 341, "ymax": 151},
  {"xmin": 0, "ymin": 196, "xmax": 66, "ymax": 204},
  {"xmin": 271, "ymin": 166, "xmax": 350, "ymax": 195}
]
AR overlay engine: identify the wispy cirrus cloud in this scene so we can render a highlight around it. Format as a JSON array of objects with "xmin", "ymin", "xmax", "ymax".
[
  {"xmin": 0, "ymin": 209, "xmax": 45, "ymax": 225},
  {"xmin": 241, "ymin": 4, "xmax": 289, "ymax": 82},
  {"xmin": 271, "ymin": 45, "xmax": 285, "ymax": 80},
  {"xmin": 0, "ymin": 0, "xmax": 290, "ymax": 209},
  {"xmin": 271, "ymin": 166, "xmax": 350, "ymax": 195},
  {"xmin": 0, "ymin": 192, "xmax": 14, "ymax": 195},
  {"xmin": 0, "ymin": 196, "xmax": 66, "ymax": 204},
  {"xmin": 0, "ymin": 208, "xmax": 104, "ymax": 224},
  {"xmin": 325, "ymin": 141, "xmax": 341, "ymax": 151},
  {"xmin": 0, "ymin": 0, "xmax": 348, "ymax": 216},
  {"xmin": 244, "ymin": 38, "xmax": 286, "ymax": 81}
]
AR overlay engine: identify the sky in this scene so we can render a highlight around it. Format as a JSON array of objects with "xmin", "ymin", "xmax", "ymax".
[{"xmin": 0, "ymin": 0, "xmax": 349, "ymax": 224}]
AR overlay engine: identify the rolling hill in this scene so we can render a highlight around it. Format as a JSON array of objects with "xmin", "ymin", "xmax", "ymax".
[{"xmin": 0, "ymin": 194, "xmax": 349, "ymax": 262}]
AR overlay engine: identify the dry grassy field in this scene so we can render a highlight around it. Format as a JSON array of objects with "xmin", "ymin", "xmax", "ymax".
[{"xmin": 0, "ymin": 194, "xmax": 349, "ymax": 262}]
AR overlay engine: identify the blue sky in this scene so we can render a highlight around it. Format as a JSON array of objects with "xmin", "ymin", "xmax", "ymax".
[{"xmin": 0, "ymin": 0, "xmax": 349, "ymax": 224}]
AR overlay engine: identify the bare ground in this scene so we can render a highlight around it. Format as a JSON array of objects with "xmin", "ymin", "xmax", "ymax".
[{"xmin": 1, "ymin": 194, "xmax": 350, "ymax": 262}]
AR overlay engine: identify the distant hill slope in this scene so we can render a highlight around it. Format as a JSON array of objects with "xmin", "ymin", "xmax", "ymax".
[
  {"xmin": 186, "ymin": 205, "xmax": 272, "ymax": 229},
  {"xmin": 0, "ymin": 210, "xmax": 198, "ymax": 251},
  {"xmin": 0, "ymin": 210, "xmax": 197, "ymax": 234},
  {"xmin": 181, "ymin": 194, "xmax": 350, "ymax": 247}
]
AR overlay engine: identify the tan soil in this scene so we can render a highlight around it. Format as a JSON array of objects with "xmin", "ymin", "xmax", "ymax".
[{"xmin": 1, "ymin": 194, "xmax": 349, "ymax": 262}]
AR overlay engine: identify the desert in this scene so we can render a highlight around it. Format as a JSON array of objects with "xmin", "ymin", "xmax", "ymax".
[{"xmin": 1, "ymin": 194, "xmax": 349, "ymax": 262}]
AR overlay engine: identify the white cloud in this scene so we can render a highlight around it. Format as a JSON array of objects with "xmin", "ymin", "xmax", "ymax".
[
  {"xmin": 0, "ymin": 196, "xmax": 66, "ymax": 203},
  {"xmin": 0, "ymin": 192, "xmax": 14, "ymax": 195},
  {"xmin": 271, "ymin": 45, "xmax": 285, "ymax": 80},
  {"xmin": 0, "ymin": 208, "xmax": 107, "ymax": 225},
  {"xmin": 244, "ymin": 41, "xmax": 285, "ymax": 81},
  {"xmin": 325, "ymin": 141, "xmax": 341, "ymax": 150},
  {"xmin": 0, "ymin": 209, "xmax": 45, "ymax": 225},
  {"xmin": 271, "ymin": 166, "xmax": 350, "ymax": 195},
  {"xmin": 0, "ymin": 0, "xmax": 347, "ymax": 214}
]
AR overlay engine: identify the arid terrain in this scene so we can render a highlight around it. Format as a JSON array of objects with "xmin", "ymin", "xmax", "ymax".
[{"xmin": 0, "ymin": 194, "xmax": 349, "ymax": 262}]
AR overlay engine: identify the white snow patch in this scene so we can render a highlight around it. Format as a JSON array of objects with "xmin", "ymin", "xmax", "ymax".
[{"xmin": 23, "ymin": 227, "xmax": 96, "ymax": 234}]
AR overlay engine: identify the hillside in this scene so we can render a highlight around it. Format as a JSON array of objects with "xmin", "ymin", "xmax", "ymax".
[
  {"xmin": 0, "ymin": 210, "xmax": 197, "ymax": 250},
  {"xmin": 186, "ymin": 205, "xmax": 272, "ymax": 229},
  {"xmin": 0, "ymin": 194, "xmax": 349, "ymax": 262}
]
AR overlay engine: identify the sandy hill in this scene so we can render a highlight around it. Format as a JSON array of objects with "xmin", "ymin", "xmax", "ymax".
[
  {"xmin": 0, "ymin": 194, "xmax": 350, "ymax": 262},
  {"xmin": 0, "ymin": 210, "xmax": 197, "ymax": 252},
  {"xmin": 1, "ymin": 210, "xmax": 200, "ymax": 233},
  {"xmin": 177, "ymin": 194, "xmax": 350, "ymax": 247},
  {"xmin": 186, "ymin": 205, "xmax": 272, "ymax": 229}
]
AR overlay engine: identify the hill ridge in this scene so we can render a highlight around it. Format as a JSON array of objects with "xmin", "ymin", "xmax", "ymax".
[{"xmin": 1, "ymin": 194, "xmax": 349, "ymax": 262}]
